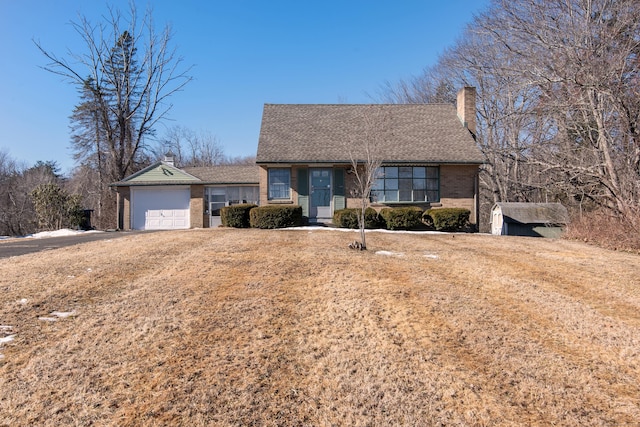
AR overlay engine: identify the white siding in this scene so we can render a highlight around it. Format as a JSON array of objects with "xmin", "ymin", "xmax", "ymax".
[{"xmin": 491, "ymin": 206, "xmax": 505, "ymax": 235}]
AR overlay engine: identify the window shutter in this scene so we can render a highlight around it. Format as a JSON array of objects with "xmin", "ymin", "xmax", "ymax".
[
  {"xmin": 333, "ymin": 167, "xmax": 346, "ymax": 211},
  {"xmin": 297, "ymin": 168, "xmax": 309, "ymax": 217}
]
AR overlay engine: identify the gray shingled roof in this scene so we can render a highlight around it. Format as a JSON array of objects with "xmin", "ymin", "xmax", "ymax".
[
  {"xmin": 494, "ymin": 202, "xmax": 569, "ymax": 225},
  {"xmin": 256, "ymin": 104, "xmax": 484, "ymax": 164},
  {"xmin": 182, "ymin": 165, "xmax": 259, "ymax": 184}
]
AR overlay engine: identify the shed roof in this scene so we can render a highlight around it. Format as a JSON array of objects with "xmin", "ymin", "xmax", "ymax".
[
  {"xmin": 256, "ymin": 104, "xmax": 484, "ymax": 164},
  {"xmin": 494, "ymin": 202, "xmax": 569, "ymax": 225}
]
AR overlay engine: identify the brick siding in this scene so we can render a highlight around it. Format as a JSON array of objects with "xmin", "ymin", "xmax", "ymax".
[
  {"xmin": 190, "ymin": 184, "xmax": 204, "ymax": 228},
  {"xmin": 439, "ymin": 164, "xmax": 478, "ymax": 224},
  {"xmin": 117, "ymin": 187, "xmax": 131, "ymax": 230},
  {"xmin": 259, "ymin": 163, "xmax": 479, "ymax": 226}
]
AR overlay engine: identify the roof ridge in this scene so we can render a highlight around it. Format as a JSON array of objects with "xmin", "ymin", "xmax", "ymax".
[{"xmin": 263, "ymin": 103, "xmax": 454, "ymax": 107}]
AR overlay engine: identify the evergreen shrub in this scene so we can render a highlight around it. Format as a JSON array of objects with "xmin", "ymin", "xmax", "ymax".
[
  {"xmin": 424, "ymin": 208, "xmax": 470, "ymax": 231},
  {"xmin": 379, "ymin": 207, "xmax": 423, "ymax": 230},
  {"xmin": 249, "ymin": 205, "xmax": 303, "ymax": 229},
  {"xmin": 333, "ymin": 208, "xmax": 381, "ymax": 229},
  {"xmin": 220, "ymin": 204, "xmax": 257, "ymax": 228}
]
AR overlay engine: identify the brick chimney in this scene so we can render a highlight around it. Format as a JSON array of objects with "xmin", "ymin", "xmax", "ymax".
[{"xmin": 457, "ymin": 86, "xmax": 477, "ymax": 138}]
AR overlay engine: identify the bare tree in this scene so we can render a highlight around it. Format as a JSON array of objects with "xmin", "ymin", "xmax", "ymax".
[
  {"xmin": 154, "ymin": 125, "xmax": 187, "ymax": 163},
  {"xmin": 183, "ymin": 130, "xmax": 225, "ymax": 167},
  {"xmin": 67, "ymin": 164, "xmax": 116, "ymax": 229},
  {"xmin": 347, "ymin": 106, "xmax": 390, "ymax": 250},
  {"xmin": 377, "ymin": 24, "xmax": 550, "ymax": 231},
  {"xmin": 380, "ymin": 0, "xmax": 640, "ymax": 231},
  {"xmin": 439, "ymin": 23, "xmax": 557, "ymax": 204},
  {"xmin": 479, "ymin": 0, "xmax": 640, "ymax": 216},
  {"xmin": 0, "ymin": 150, "xmax": 21, "ymax": 235},
  {"xmin": 222, "ymin": 154, "xmax": 257, "ymax": 165},
  {"xmin": 155, "ymin": 126, "xmax": 226, "ymax": 167},
  {"xmin": 35, "ymin": 3, "xmax": 192, "ymax": 228},
  {"xmin": 377, "ymin": 65, "xmax": 457, "ymax": 104}
]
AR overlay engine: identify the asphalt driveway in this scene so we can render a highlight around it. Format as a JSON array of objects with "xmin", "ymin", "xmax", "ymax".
[{"xmin": 0, "ymin": 231, "xmax": 153, "ymax": 259}]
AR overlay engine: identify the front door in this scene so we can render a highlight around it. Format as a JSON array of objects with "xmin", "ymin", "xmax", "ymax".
[
  {"xmin": 208, "ymin": 189, "xmax": 226, "ymax": 227},
  {"xmin": 310, "ymin": 168, "xmax": 332, "ymax": 221}
]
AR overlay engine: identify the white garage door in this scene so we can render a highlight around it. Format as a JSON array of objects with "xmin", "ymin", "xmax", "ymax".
[{"xmin": 131, "ymin": 187, "xmax": 190, "ymax": 230}]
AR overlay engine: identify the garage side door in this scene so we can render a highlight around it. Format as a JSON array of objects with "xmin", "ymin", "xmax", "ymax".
[{"xmin": 131, "ymin": 187, "xmax": 191, "ymax": 230}]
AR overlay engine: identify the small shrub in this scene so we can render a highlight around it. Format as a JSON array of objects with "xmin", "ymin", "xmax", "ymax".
[
  {"xmin": 30, "ymin": 183, "xmax": 84, "ymax": 231},
  {"xmin": 379, "ymin": 207, "xmax": 423, "ymax": 230},
  {"xmin": 425, "ymin": 208, "xmax": 470, "ymax": 231},
  {"xmin": 333, "ymin": 209, "xmax": 358, "ymax": 229},
  {"xmin": 221, "ymin": 204, "xmax": 257, "ymax": 228},
  {"xmin": 249, "ymin": 205, "xmax": 303, "ymax": 229},
  {"xmin": 333, "ymin": 208, "xmax": 381, "ymax": 229}
]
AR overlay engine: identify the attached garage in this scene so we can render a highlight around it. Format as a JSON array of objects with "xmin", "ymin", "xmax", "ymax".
[
  {"xmin": 131, "ymin": 186, "xmax": 190, "ymax": 230},
  {"xmin": 110, "ymin": 156, "xmax": 201, "ymax": 231},
  {"xmin": 111, "ymin": 155, "xmax": 261, "ymax": 231}
]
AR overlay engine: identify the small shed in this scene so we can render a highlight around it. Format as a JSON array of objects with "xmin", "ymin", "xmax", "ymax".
[{"xmin": 491, "ymin": 202, "xmax": 569, "ymax": 238}]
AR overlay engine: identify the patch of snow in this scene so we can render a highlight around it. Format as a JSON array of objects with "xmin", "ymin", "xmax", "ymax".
[
  {"xmin": 18, "ymin": 298, "xmax": 28, "ymax": 305},
  {"xmin": 0, "ymin": 335, "xmax": 16, "ymax": 345},
  {"xmin": 280, "ymin": 226, "xmax": 448, "ymax": 235},
  {"xmin": 277, "ymin": 226, "xmax": 345, "ymax": 232},
  {"xmin": 39, "ymin": 310, "xmax": 77, "ymax": 322},
  {"xmin": 376, "ymin": 250, "xmax": 393, "ymax": 256},
  {"xmin": 3, "ymin": 228, "xmax": 104, "ymax": 240},
  {"xmin": 375, "ymin": 250, "xmax": 405, "ymax": 257},
  {"xmin": 424, "ymin": 253, "xmax": 439, "ymax": 259},
  {"xmin": 32, "ymin": 229, "xmax": 100, "ymax": 239},
  {"xmin": 0, "ymin": 328, "xmax": 13, "ymax": 354},
  {"xmin": 51, "ymin": 310, "xmax": 77, "ymax": 318},
  {"xmin": 371, "ymin": 229, "xmax": 448, "ymax": 235}
]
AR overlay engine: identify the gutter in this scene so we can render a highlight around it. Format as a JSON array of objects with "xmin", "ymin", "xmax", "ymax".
[{"xmin": 256, "ymin": 160, "xmax": 485, "ymax": 165}]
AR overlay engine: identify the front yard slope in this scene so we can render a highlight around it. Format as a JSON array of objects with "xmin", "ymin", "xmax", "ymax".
[{"xmin": 1, "ymin": 229, "xmax": 639, "ymax": 425}]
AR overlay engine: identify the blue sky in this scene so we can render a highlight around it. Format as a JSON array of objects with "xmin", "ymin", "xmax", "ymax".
[{"xmin": 0, "ymin": 1, "xmax": 489, "ymax": 174}]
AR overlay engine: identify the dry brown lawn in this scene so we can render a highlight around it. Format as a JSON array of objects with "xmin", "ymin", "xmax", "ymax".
[{"xmin": 1, "ymin": 228, "xmax": 639, "ymax": 426}]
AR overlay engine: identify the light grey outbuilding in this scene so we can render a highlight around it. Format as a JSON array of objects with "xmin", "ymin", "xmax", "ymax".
[{"xmin": 491, "ymin": 202, "xmax": 569, "ymax": 238}]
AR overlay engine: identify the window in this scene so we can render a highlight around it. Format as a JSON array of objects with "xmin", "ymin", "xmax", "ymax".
[
  {"xmin": 268, "ymin": 168, "xmax": 291, "ymax": 200},
  {"xmin": 226, "ymin": 186, "xmax": 259, "ymax": 205},
  {"xmin": 371, "ymin": 166, "xmax": 439, "ymax": 203},
  {"xmin": 204, "ymin": 186, "xmax": 260, "ymax": 215}
]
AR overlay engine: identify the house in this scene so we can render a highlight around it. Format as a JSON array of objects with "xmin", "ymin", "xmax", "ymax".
[
  {"xmin": 490, "ymin": 202, "xmax": 569, "ymax": 237},
  {"xmin": 112, "ymin": 86, "xmax": 484, "ymax": 230},
  {"xmin": 256, "ymin": 87, "xmax": 484, "ymax": 226},
  {"xmin": 111, "ymin": 157, "xmax": 259, "ymax": 230}
]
